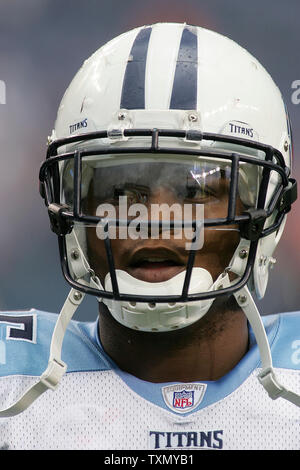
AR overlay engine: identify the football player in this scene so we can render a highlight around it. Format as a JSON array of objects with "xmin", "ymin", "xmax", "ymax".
[{"xmin": 0, "ymin": 23, "xmax": 299, "ymax": 450}]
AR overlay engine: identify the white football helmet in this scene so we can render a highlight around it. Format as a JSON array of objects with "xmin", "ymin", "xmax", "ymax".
[{"xmin": 1, "ymin": 23, "xmax": 298, "ymax": 416}]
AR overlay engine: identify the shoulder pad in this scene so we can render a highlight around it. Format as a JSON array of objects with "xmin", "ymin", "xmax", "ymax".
[
  {"xmin": 266, "ymin": 311, "xmax": 300, "ymax": 370},
  {"xmin": 0, "ymin": 309, "xmax": 110, "ymax": 378}
]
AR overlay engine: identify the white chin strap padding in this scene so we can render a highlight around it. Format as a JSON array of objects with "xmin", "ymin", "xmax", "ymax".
[
  {"xmin": 103, "ymin": 268, "xmax": 229, "ymax": 332},
  {"xmin": 234, "ymin": 286, "xmax": 300, "ymax": 407}
]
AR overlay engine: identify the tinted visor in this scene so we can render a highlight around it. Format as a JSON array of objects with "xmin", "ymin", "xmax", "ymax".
[{"xmin": 59, "ymin": 154, "xmax": 263, "ymax": 294}]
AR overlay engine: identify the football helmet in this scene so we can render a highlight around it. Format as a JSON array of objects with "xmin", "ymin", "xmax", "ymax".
[
  {"xmin": 41, "ymin": 22, "xmax": 297, "ymax": 327},
  {"xmin": 1, "ymin": 23, "xmax": 299, "ymax": 416}
]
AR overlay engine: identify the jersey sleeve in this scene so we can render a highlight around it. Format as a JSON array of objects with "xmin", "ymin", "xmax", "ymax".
[
  {"xmin": 0, "ymin": 309, "xmax": 109, "ymax": 378},
  {"xmin": 267, "ymin": 311, "xmax": 300, "ymax": 370}
]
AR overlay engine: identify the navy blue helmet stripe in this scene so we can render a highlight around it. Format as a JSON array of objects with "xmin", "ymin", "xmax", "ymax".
[
  {"xmin": 170, "ymin": 27, "xmax": 198, "ymax": 110},
  {"xmin": 120, "ymin": 27, "xmax": 152, "ymax": 110}
]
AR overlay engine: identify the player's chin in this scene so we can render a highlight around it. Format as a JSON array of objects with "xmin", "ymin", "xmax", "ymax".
[{"xmin": 126, "ymin": 262, "xmax": 186, "ymax": 283}]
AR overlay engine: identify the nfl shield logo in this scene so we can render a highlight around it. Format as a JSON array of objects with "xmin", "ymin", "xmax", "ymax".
[
  {"xmin": 162, "ymin": 383, "xmax": 207, "ymax": 414},
  {"xmin": 173, "ymin": 390, "xmax": 194, "ymax": 410}
]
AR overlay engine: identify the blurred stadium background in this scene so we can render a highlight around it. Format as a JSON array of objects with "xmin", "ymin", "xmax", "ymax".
[{"xmin": 0, "ymin": 0, "xmax": 299, "ymax": 321}]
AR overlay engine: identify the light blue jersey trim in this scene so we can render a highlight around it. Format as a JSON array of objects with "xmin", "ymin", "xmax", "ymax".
[
  {"xmin": 92, "ymin": 315, "xmax": 273, "ymax": 415},
  {"xmin": 0, "ymin": 309, "xmax": 299, "ymax": 416},
  {"xmin": 92, "ymin": 312, "xmax": 300, "ymax": 415},
  {"xmin": 265, "ymin": 311, "xmax": 300, "ymax": 370},
  {"xmin": 0, "ymin": 310, "xmax": 109, "ymax": 377}
]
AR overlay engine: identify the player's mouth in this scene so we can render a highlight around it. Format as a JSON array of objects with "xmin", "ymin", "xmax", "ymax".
[{"xmin": 127, "ymin": 248, "xmax": 186, "ymax": 282}]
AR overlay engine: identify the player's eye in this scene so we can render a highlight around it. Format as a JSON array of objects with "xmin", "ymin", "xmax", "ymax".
[
  {"xmin": 113, "ymin": 185, "xmax": 149, "ymax": 205},
  {"xmin": 176, "ymin": 183, "xmax": 219, "ymax": 203},
  {"xmin": 185, "ymin": 185, "xmax": 216, "ymax": 202}
]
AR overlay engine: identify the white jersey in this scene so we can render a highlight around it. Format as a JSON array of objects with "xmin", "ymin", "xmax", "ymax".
[{"xmin": 0, "ymin": 310, "xmax": 299, "ymax": 450}]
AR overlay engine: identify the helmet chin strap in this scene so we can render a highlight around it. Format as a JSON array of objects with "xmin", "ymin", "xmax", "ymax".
[
  {"xmin": 101, "ymin": 238, "xmax": 249, "ymax": 332},
  {"xmin": 103, "ymin": 268, "xmax": 231, "ymax": 332},
  {"xmin": 0, "ymin": 288, "xmax": 84, "ymax": 417},
  {"xmin": 0, "ymin": 246, "xmax": 298, "ymax": 417},
  {"xmin": 234, "ymin": 286, "xmax": 300, "ymax": 407}
]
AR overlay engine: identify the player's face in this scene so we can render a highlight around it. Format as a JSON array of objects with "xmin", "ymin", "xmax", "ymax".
[{"xmin": 81, "ymin": 160, "xmax": 244, "ymax": 285}]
